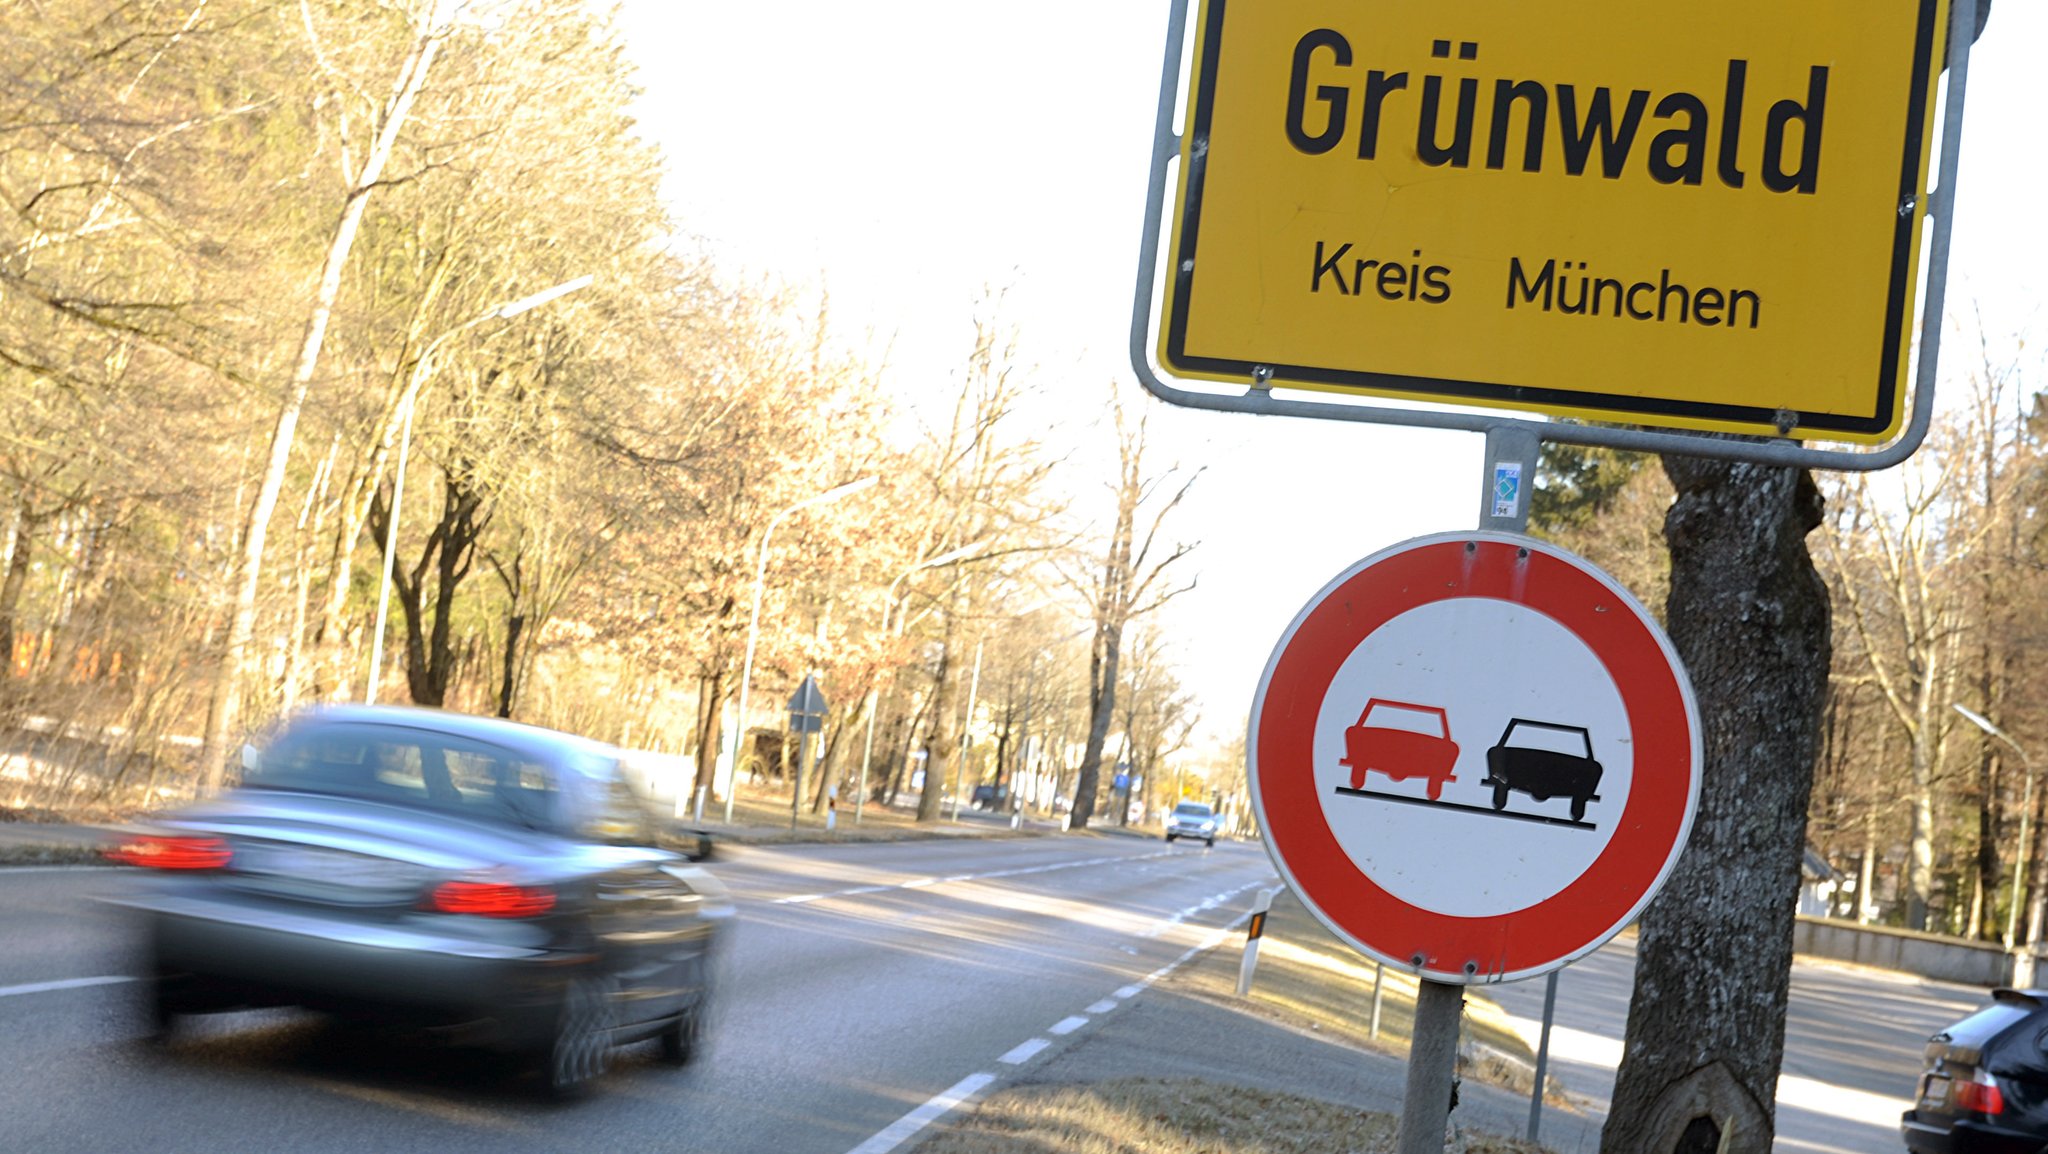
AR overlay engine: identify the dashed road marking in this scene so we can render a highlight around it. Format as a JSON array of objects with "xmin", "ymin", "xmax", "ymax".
[
  {"xmin": 840, "ymin": 874, "xmax": 1278, "ymax": 1154},
  {"xmin": 0, "ymin": 975, "xmax": 133, "ymax": 999},
  {"xmin": 997, "ymin": 1038, "xmax": 1050, "ymax": 1065},
  {"xmin": 844, "ymin": 1072, "xmax": 996, "ymax": 1154}
]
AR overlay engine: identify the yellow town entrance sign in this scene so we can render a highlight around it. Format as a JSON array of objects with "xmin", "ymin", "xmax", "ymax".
[{"xmin": 1157, "ymin": 0, "xmax": 1950, "ymax": 443}]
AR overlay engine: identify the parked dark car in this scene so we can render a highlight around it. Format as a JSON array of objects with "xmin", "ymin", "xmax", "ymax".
[
  {"xmin": 1482, "ymin": 718, "xmax": 1603, "ymax": 822},
  {"xmin": 106, "ymin": 705, "xmax": 731, "ymax": 1097},
  {"xmin": 1903, "ymin": 987, "xmax": 2048, "ymax": 1152}
]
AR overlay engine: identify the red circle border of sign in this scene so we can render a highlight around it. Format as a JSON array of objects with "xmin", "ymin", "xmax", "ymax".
[{"xmin": 1249, "ymin": 532, "xmax": 1700, "ymax": 984}]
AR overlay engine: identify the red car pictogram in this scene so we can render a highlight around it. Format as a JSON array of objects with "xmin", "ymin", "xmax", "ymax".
[{"xmin": 1341, "ymin": 699, "xmax": 1460, "ymax": 800}]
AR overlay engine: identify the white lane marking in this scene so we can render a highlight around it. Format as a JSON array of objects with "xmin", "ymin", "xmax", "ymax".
[
  {"xmin": 997, "ymin": 1038, "xmax": 1050, "ymax": 1065},
  {"xmin": 771, "ymin": 849, "xmax": 1180, "ymax": 905},
  {"xmin": 0, "ymin": 975, "xmax": 133, "ymax": 999},
  {"xmin": 0, "ymin": 865, "xmax": 111, "ymax": 874},
  {"xmin": 845, "ymin": 1072, "xmax": 996, "ymax": 1154},
  {"xmin": 841, "ymin": 874, "xmax": 1277, "ymax": 1154}
]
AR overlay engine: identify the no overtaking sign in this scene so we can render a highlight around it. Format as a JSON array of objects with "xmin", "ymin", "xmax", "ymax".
[{"xmin": 1249, "ymin": 532, "xmax": 1701, "ymax": 984}]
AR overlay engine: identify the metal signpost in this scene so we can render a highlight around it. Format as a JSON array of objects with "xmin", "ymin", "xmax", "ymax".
[
  {"xmin": 1133, "ymin": 0, "xmax": 1981, "ymax": 1148},
  {"xmin": 789, "ymin": 675, "xmax": 828, "ymax": 832}
]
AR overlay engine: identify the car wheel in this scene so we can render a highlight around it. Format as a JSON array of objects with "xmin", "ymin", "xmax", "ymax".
[
  {"xmin": 1570, "ymin": 797, "xmax": 1588, "ymax": 822},
  {"xmin": 1205, "ymin": 837, "xmax": 1215, "ymax": 848},
  {"xmin": 658, "ymin": 954, "xmax": 711, "ymax": 1067},
  {"xmin": 1165, "ymin": 833, "xmax": 1175, "ymax": 843},
  {"xmin": 1491, "ymin": 782, "xmax": 1509, "ymax": 810},
  {"xmin": 544, "ymin": 973, "xmax": 614, "ymax": 1098},
  {"xmin": 1425, "ymin": 778, "xmax": 1444, "ymax": 801},
  {"xmin": 147, "ymin": 971, "xmax": 192, "ymax": 1041}
]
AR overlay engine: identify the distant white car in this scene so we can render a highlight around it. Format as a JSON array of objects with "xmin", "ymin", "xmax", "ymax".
[{"xmin": 1164, "ymin": 801, "xmax": 1217, "ymax": 847}]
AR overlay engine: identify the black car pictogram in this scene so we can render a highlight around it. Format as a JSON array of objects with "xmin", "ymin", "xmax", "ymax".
[{"xmin": 1483, "ymin": 719, "xmax": 1604, "ymax": 823}]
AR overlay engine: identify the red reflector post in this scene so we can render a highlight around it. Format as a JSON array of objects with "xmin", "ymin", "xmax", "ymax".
[
  {"xmin": 104, "ymin": 835, "xmax": 232, "ymax": 870},
  {"xmin": 429, "ymin": 881, "xmax": 556, "ymax": 918}
]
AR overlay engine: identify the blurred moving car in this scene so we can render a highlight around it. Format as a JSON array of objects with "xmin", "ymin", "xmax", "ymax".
[
  {"xmin": 1164, "ymin": 801, "xmax": 1218, "ymax": 847},
  {"xmin": 1903, "ymin": 987, "xmax": 2048, "ymax": 1152},
  {"xmin": 106, "ymin": 705, "xmax": 731, "ymax": 1097}
]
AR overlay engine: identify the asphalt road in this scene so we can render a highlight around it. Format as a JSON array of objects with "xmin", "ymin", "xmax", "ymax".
[
  {"xmin": 0, "ymin": 833, "xmax": 1997, "ymax": 1154},
  {"xmin": 1486, "ymin": 932, "xmax": 1989, "ymax": 1154},
  {"xmin": 0, "ymin": 834, "xmax": 1279, "ymax": 1154}
]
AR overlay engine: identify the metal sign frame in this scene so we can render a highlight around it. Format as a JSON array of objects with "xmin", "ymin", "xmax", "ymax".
[{"xmin": 1129, "ymin": 0, "xmax": 1980, "ymax": 472}]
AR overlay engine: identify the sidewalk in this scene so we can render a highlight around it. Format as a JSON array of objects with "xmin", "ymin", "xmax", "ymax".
[
  {"xmin": 0, "ymin": 819, "xmax": 107, "ymax": 864},
  {"xmin": 0, "ymin": 793, "xmax": 1092, "ymax": 866}
]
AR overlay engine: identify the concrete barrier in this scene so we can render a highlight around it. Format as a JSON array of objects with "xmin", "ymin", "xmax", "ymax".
[{"xmin": 1794, "ymin": 915, "xmax": 2014, "ymax": 987}]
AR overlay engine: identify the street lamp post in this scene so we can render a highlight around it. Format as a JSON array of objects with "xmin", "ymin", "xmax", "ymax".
[
  {"xmin": 366, "ymin": 274, "xmax": 594, "ymax": 705},
  {"xmin": 720, "ymin": 476, "xmax": 880, "ymax": 824},
  {"xmin": 851, "ymin": 540, "xmax": 994, "ymax": 824},
  {"xmin": 1956, "ymin": 703, "xmax": 2037, "ymax": 949}
]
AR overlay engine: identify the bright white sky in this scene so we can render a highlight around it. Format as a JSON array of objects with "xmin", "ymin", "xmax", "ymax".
[{"xmin": 616, "ymin": 1, "xmax": 2045, "ymax": 756}]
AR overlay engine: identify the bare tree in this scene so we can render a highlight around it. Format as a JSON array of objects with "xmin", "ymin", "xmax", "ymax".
[
  {"xmin": 198, "ymin": 0, "xmax": 457, "ymax": 791},
  {"xmin": 1062, "ymin": 389, "xmax": 1197, "ymax": 830}
]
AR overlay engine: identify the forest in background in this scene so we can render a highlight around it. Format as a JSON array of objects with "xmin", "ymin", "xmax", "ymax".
[
  {"xmin": 0, "ymin": 0, "xmax": 1213, "ymax": 830},
  {"xmin": 1536, "ymin": 315, "xmax": 2043, "ymax": 941}
]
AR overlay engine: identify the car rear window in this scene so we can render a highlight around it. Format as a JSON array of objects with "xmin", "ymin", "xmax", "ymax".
[{"xmin": 247, "ymin": 721, "xmax": 561, "ymax": 831}]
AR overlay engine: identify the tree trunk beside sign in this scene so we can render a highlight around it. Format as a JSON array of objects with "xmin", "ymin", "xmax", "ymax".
[
  {"xmin": 917, "ymin": 590, "xmax": 965, "ymax": 823},
  {"xmin": 1600, "ymin": 454, "xmax": 1830, "ymax": 1153}
]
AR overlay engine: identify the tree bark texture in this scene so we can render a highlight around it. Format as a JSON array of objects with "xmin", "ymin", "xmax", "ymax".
[
  {"xmin": 692, "ymin": 671, "xmax": 726, "ymax": 804},
  {"xmin": 1071, "ymin": 623, "xmax": 1120, "ymax": 829},
  {"xmin": 1599, "ymin": 454, "xmax": 1830, "ymax": 1154},
  {"xmin": 918, "ymin": 605, "xmax": 963, "ymax": 823},
  {"xmin": 0, "ymin": 510, "xmax": 32, "ymax": 668}
]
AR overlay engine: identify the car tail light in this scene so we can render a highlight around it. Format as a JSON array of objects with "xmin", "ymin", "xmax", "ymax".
[
  {"xmin": 1956, "ymin": 1070, "xmax": 2006, "ymax": 1115},
  {"xmin": 427, "ymin": 880, "xmax": 557, "ymax": 918},
  {"xmin": 104, "ymin": 834, "xmax": 232, "ymax": 870}
]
